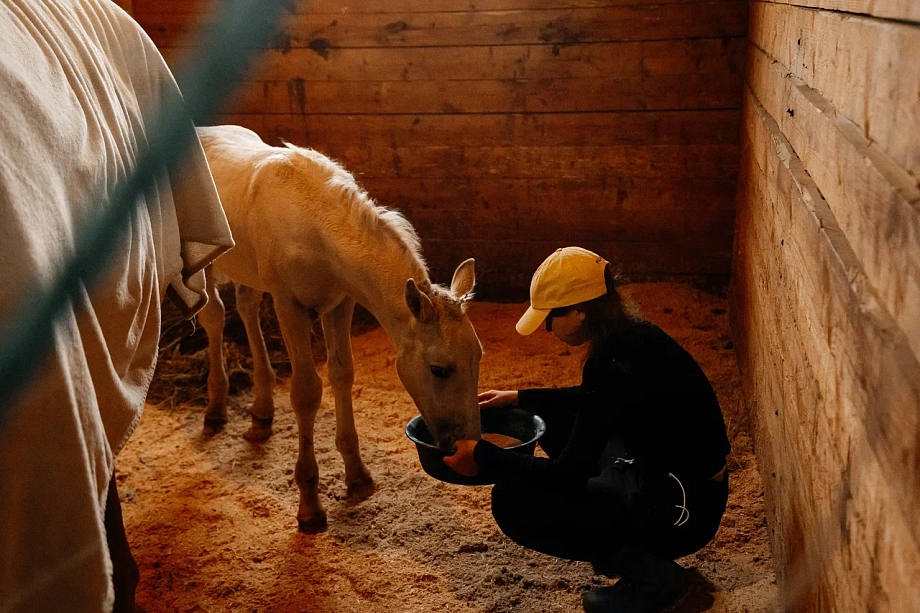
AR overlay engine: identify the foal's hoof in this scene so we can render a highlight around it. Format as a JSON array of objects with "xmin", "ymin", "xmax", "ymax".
[
  {"xmin": 346, "ymin": 476, "xmax": 376, "ymax": 502},
  {"xmin": 243, "ymin": 416, "xmax": 273, "ymax": 442},
  {"xmin": 203, "ymin": 414, "xmax": 227, "ymax": 435},
  {"xmin": 243, "ymin": 424, "xmax": 272, "ymax": 442},
  {"xmin": 297, "ymin": 513, "xmax": 328, "ymax": 534}
]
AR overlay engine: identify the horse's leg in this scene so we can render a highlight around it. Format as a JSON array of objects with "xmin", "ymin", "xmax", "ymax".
[
  {"xmin": 235, "ymin": 284, "xmax": 277, "ymax": 442},
  {"xmin": 321, "ymin": 297, "xmax": 375, "ymax": 500},
  {"xmin": 199, "ymin": 267, "xmax": 229, "ymax": 433},
  {"xmin": 273, "ymin": 292, "xmax": 327, "ymax": 532}
]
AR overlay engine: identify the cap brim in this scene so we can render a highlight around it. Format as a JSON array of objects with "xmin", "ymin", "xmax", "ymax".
[{"xmin": 515, "ymin": 305, "xmax": 550, "ymax": 336}]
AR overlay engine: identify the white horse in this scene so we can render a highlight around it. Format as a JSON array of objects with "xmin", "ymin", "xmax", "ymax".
[{"xmin": 195, "ymin": 125, "xmax": 483, "ymax": 532}]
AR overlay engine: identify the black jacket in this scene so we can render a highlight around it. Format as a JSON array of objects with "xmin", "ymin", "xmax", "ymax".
[{"xmin": 473, "ymin": 320, "xmax": 731, "ymax": 485}]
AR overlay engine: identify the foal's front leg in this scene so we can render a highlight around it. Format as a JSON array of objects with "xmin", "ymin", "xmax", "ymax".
[
  {"xmin": 321, "ymin": 298, "xmax": 374, "ymax": 500},
  {"xmin": 273, "ymin": 293, "xmax": 327, "ymax": 532},
  {"xmin": 235, "ymin": 284, "xmax": 277, "ymax": 442}
]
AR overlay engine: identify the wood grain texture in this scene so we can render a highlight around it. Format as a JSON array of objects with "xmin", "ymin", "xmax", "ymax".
[
  {"xmin": 161, "ymin": 37, "xmax": 746, "ymax": 82},
  {"xmin": 138, "ymin": 0, "xmax": 744, "ymax": 287},
  {"xmin": 313, "ymin": 143, "xmax": 738, "ymax": 180},
  {"xmin": 733, "ymin": 89, "xmax": 920, "ymax": 612},
  {"xmin": 138, "ymin": 3, "xmax": 747, "ymax": 48},
  {"xmin": 209, "ymin": 110, "xmax": 741, "ymax": 146},
  {"xmin": 356, "ymin": 176, "xmax": 739, "ymax": 213},
  {"xmin": 749, "ymin": 1, "xmax": 920, "ymax": 179},
  {"xmin": 222, "ymin": 74, "xmax": 742, "ymax": 115},
  {"xmin": 746, "ymin": 41, "xmax": 920, "ymax": 365},
  {"xmin": 423, "ymin": 237, "xmax": 732, "ymax": 296},
  {"xmin": 133, "ymin": 0, "xmax": 746, "ymax": 15},
  {"xmin": 754, "ymin": 0, "xmax": 920, "ymax": 23}
]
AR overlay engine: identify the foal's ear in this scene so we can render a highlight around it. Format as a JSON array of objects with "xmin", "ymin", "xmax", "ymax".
[
  {"xmin": 405, "ymin": 278, "xmax": 435, "ymax": 322},
  {"xmin": 450, "ymin": 258, "xmax": 476, "ymax": 299}
]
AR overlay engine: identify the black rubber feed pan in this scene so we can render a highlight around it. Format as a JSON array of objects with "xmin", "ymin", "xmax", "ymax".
[{"xmin": 405, "ymin": 407, "xmax": 546, "ymax": 485}]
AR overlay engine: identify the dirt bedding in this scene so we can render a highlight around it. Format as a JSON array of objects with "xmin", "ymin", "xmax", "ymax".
[{"xmin": 119, "ymin": 283, "xmax": 776, "ymax": 612}]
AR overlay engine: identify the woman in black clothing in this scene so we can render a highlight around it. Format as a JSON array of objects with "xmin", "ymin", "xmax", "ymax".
[{"xmin": 444, "ymin": 246, "xmax": 731, "ymax": 613}]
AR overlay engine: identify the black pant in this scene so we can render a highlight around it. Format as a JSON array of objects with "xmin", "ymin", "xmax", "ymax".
[
  {"xmin": 491, "ymin": 474, "xmax": 727, "ymax": 563},
  {"xmin": 490, "ymin": 414, "xmax": 728, "ymax": 563}
]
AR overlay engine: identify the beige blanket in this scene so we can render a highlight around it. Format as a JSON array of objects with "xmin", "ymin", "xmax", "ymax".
[{"xmin": 0, "ymin": 1, "xmax": 233, "ymax": 611}]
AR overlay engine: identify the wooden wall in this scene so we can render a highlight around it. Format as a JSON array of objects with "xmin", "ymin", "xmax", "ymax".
[
  {"xmin": 132, "ymin": 0, "xmax": 746, "ymax": 298},
  {"xmin": 732, "ymin": 0, "xmax": 920, "ymax": 610}
]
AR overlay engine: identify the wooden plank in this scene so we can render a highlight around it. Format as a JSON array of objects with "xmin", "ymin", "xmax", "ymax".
[
  {"xmin": 756, "ymin": 0, "xmax": 919, "ymax": 24},
  {"xmin": 137, "ymin": 4, "xmax": 748, "ymax": 48},
  {"xmin": 160, "ymin": 37, "xmax": 745, "ymax": 81},
  {"xmin": 211, "ymin": 110, "xmax": 741, "ymax": 147},
  {"xmin": 749, "ymin": 1, "xmax": 920, "ymax": 178},
  {"xmin": 739, "ymin": 205, "xmax": 920, "ymax": 611},
  {"xmin": 735, "ymin": 95, "xmax": 920, "ymax": 611},
  {"xmin": 351, "ymin": 176, "xmax": 739, "ymax": 212},
  {"xmin": 730, "ymin": 161, "xmax": 791, "ymax": 587},
  {"xmin": 736, "ymin": 235, "xmax": 833, "ymax": 609},
  {"xmin": 742, "ymin": 86, "xmax": 920, "ymax": 554},
  {"xmin": 133, "ymin": 0, "xmax": 748, "ymax": 16},
  {"xmin": 739, "ymin": 163, "xmax": 920, "ymax": 613},
  {"xmin": 831, "ymin": 443, "xmax": 920, "ymax": 613},
  {"xmin": 221, "ymin": 73, "xmax": 743, "ymax": 114},
  {"xmin": 400, "ymin": 200, "xmax": 733, "ymax": 242},
  {"xmin": 313, "ymin": 143, "xmax": 738, "ymax": 179},
  {"xmin": 746, "ymin": 41, "xmax": 920, "ymax": 363},
  {"xmin": 299, "ymin": 111, "xmax": 741, "ymax": 147},
  {"xmin": 330, "ymin": 175, "xmax": 734, "ymax": 257},
  {"xmin": 421, "ymin": 237, "xmax": 732, "ymax": 293},
  {"xmin": 203, "ymin": 116, "xmax": 740, "ymax": 179}
]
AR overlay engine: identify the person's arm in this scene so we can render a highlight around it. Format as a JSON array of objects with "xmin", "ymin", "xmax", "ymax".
[
  {"xmin": 473, "ymin": 388, "xmax": 614, "ymax": 480},
  {"xmin": 517, "ymin": 386, "xmax": 585, "ymax": 425}
]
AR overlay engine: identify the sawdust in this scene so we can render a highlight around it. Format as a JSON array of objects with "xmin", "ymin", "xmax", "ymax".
[{"xmin": 119, "ymin": 283, "xmax": 776, "ymax": 612}]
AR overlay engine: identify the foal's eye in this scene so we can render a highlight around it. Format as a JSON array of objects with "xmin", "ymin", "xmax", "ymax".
[{"xmin": 430, "ymin": 365, "xmax": 453, "ymax": 379}]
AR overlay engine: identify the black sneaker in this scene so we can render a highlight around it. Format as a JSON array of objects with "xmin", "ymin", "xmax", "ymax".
[
  {"xmin": 582, "ymin": 571, "xmax": 692, "ymax": 613},
  {"xmin": 582, "ymin": 579, "xmax": 637, "ymax": 613}
]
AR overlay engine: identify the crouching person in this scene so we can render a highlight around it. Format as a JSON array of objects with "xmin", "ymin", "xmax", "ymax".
[{"xmin": 445, "ymin": 247, "xmax": 731, "ymax": 613}]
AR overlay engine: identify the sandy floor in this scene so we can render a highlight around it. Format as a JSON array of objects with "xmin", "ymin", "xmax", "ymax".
[{"xmin": 119, "ymin": 283, "xmax": 776, "ymax": 612}]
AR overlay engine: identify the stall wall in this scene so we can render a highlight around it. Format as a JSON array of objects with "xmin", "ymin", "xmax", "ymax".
[
  {"xmin": 732, "ymin": 0, "xmax": 920, "ymax": 609},
  {"xmin": 133, "ymin": 0, "xmax": 746, "ymax": 297}
]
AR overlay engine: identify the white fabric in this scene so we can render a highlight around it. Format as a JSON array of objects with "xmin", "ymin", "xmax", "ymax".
[{"xmin": 0, "ymin": 1, "xmax": 233, "ymax": 611}]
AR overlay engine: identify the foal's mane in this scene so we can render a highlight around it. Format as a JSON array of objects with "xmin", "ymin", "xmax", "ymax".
[
  {"xmin": 281, "ymin": 141, "xmax": 428, "ymax": 274},
  {"xmin": 281, "ymin": 142, "xmax": 471, "ymax": 317}
]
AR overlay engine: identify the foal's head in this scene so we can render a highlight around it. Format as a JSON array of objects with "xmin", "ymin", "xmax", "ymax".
[{"xmin": 396, "ymin": 259, "xmax": 483, "ymax": 450}]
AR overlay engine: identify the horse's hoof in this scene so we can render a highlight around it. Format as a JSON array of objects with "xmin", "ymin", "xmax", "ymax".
[
  {"xmin": 297, "ymin": 514, "xmax": 328, "ymax": 534},
  {"xmin": 346, "ymin": 476, "xmax": 376, "ymax": 502},
  {"xmin": 243, "ymin": 423, "xmax": 273, "ymax": 442}
]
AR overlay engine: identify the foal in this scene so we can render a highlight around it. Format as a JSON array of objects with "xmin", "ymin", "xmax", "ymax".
[{"xmin": 197, "ymin": 125, "xmax": 483, "ymax": 531}]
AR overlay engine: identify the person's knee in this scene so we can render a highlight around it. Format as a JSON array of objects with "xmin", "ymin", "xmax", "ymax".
[
  {"xmin": 490, "ymin": 480, "xmax": 537, "ymax": 536},
  {"xmin": 490, "ymin": 480, "xmax": 515, "ymax": 525}
]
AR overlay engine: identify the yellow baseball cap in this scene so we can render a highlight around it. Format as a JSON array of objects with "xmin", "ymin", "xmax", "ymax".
[{"xmin": 516, "ymin": 247, "xmax": 609, "ymax": 335}]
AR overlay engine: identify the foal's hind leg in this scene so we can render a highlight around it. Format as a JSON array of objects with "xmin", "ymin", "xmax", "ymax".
[
  {"xmin": 235, "ymin": 284, "xmax": 277, "ymax": 442},
  {"xmin": 199, "ymin": 267, "xmax": 229, "ymax": 432},
  {"xmin": 321, "ymin": 298, "xmax": 375, "ymax": 500},
  {"xmin": 273, "ymin": 292, "xmax": 327, "ymax": 532}
]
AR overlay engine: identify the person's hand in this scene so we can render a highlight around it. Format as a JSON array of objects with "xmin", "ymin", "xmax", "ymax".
[
  {"xmin": 443, "ymin": 440, "xmax": 480, "ymax": 476},
  {"xmin": 478, "ymin": 389, "xmax": 518, "ymax": 409}
]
